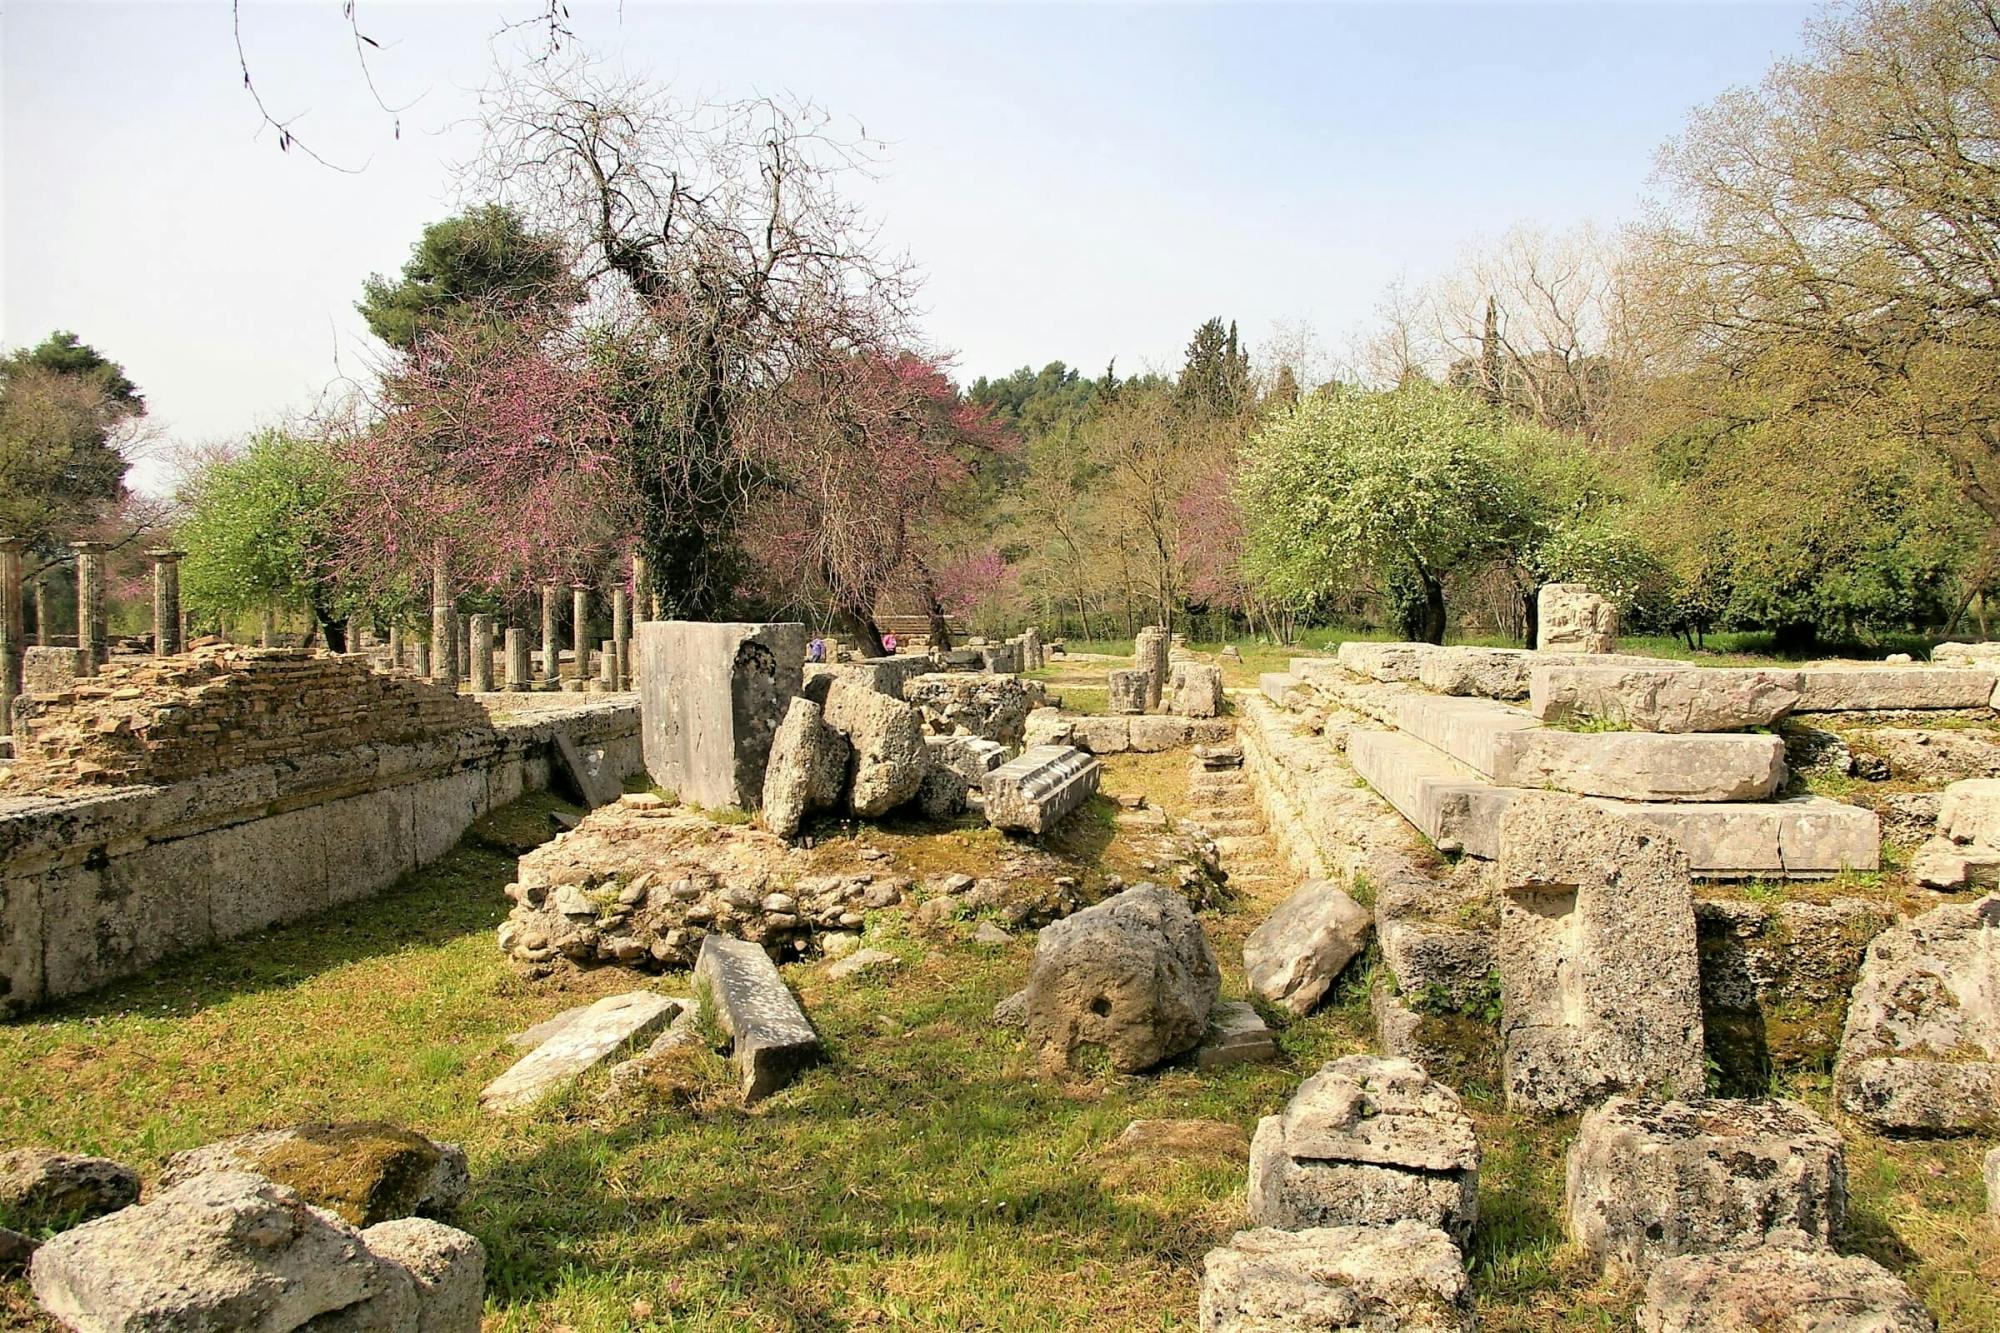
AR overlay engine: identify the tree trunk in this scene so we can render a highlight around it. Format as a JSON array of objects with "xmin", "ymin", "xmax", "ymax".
[{"xmin": 1416, "ymin": 566, "xmax": 1447, "ymax": 645}]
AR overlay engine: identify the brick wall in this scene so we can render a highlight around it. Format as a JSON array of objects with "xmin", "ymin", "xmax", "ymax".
[{"xmin": 7, "ymin": 645, "xmax": 489, "ymax": 789}]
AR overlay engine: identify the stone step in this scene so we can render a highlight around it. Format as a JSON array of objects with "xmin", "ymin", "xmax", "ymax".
[
  {"xmin": 1795, "ymin": 664, "xmax": 1997, "ymax": 712},
  {"xmin": 1347, "ymin": 726, "xmax": 1878, "ymax": 877},
  {"xmin": 1215, "ymin": 834, "xmax": 1275, "ymax": 860},
  {"xmin": 1260, "ymin": 672, "xmax": 1305, "ymax": 706},
  {"xmin": 1193, "ymin": 816, "xmax": 1264, "ymax": 838}
]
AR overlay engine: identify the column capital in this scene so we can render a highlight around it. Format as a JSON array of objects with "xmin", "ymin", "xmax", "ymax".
[
  {"xmin": 0, "ymin": 535, "xmax": 24, "ymax": 553},
  {"xmin": 146, "ymin": 548, "xmax": 186, "ymax": 561},
  {"xmin": 70, "ymin": 539, "xmax": 111, "ymax": 554}
]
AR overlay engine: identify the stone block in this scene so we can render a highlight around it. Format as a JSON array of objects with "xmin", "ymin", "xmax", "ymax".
[
  {"xmin": 1385, "ymin": 692, "xmax": 1541, "ymax": 776},
  {"xmin": 1856, "ymin": 726, "xmax": 2000, "ymax": 782},
  {"xmin": 1259, "ymin": 672, "xmax": 1303, "ymax": 706},
  {"xmin": 1601, "ymin": 795, "xmax": 1879, "ymax": 878},
  {"xmin": 1128, "ymin": 715, "xmax": 1198, "ymax": 751},
  {"xmin": 1169, "ymin": 662, "xmax": 1224, "ymax": 718},
  {"xmin": 480, "ymin": 991, "xmax": 682, "ymax": 1112},
  {"xmin": 636, "ymin": 621, "xmax": 805, "ymax": 809},
  {"xmin": 985, "ymin": 745, "xmax": 1101, "ymax": 834},
  {"xmin": 1529, "ymin": 664, "xmax": 1802, "ymax": 732},
  {"xmin": 1195, "ymin": 1000, "xmax": 1278, "ymax": 1068},
  {"xmin": 1494, "ymin": 729, "xmax": 1787, "ymax": 802},
  {"xmin": 1795, "ymin": 664, "xmax": 1996, "ymax": 712},
  {"xmin": 924, "ymin": 734, "xmax": 1008, "ymax": 788},
  {"xmin": 358, "ymin": 1217, "xmax": 485, "ymax": 1333},
  {"xmin": 761, "ymin": 697, "xmax": 850, "ymax": 839},
  {"xmin": 1242, "ymin": 880, "xmax": 1371, "ymax": 1016},
  {"xmin": 1536, "ymin": 583, "xmax": 1617, "ymax": 653},
  {"xmin": 1108, "ymin": 668, "xmax": 1150, "ymax": 715},
  {"xmin": 411, "ymin": 767, "xmax": 490, "ymax": 867},
  {"xmin": 1200, "ymin": 1222, "xmax": 1472, "ymax": 1333},
  {"xmin": 0, "ymin": 1149, "xmax": 141, "ymax": 1233},
  {"xmin": 553, "ymin": 729, "xmax": 621, "ymax": 809},
  {"xmin": 694, "ymin": 934, "xmax": 822, "ymax": 1104},
  {"xmin": 821, "ymin": 678, "xmax": 927, "ymax": 817},
  {"xmin": 1334, "ymin": 641, "xmax": 1433, "ymax": 682},
  {"xmin": 206, "ymin": 804, "xmax": 329, "ymax": 938},
  {"xmin": 1835, "ymin": 893, "xmax": 2000, "ymax": 1133},
  {"xmin": 1068, "ymin": 716, "xmax": 1130, "ymax": 753},
  {"xmin": 1347, "ymin": 728, "xmax": 1511, "ymax": 858},
  {"xmin": 1417, "ymin": 645, "xmax": 1534, "ymax": 699},
  {"xmin": 1637, "ymin": 1246, "xmax": 1935, "ymax": 1333},
  {"xmin": 42, "ymin": 833, "xmax": 212, "ymax": 998},
  {"xmin": 1566, "ymin": 1096, "xmax": 1847, "ymax": 1274},
  {"xmin": 1497, "ymin": 795, "xmax": 1705, "ymax": 1113}
]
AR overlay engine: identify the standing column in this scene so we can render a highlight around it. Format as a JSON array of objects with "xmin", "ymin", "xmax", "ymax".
[
  {"xmin": 411, "ymin": 639, "xmax": 430, "ymax": 677},
  {"xmin": 504, "ymin": 627, "xmax": 531, "ymax": 690},
  {"xmin": 468, "ymin": 614, "xmax": 495, "ymax": 692},
  {"xmin": 70, "ymin": 540, "xmax": 108, "ymax": 675},
  {"xmin": 33, "ymin": 574, "xmax": 50, "ymax": 647},
  {"xmin": 260, "ymin": 607, "xmax": 276, "ymax": 648},
  {"xmin": 1, "ymin": 538, "xmax": 23, "ymax": 734},
  {"xmin": 430, "ymin": 556, "xmax": 458, "ymax": 691},
  {"xmin": 631, "ymin": 553, "xmax": 651, "ymax": 624},
  {"xmin": 571, "ymin": 583, "xmax": 589, "ymax": 688},
  {"xmin": 612, "ymin": 586, "xmax": 631, "ymax": 691},
  {"xmin": 149, "ymin": 548, "xmax": 185, "ymax": 656},
  {"xmin": 457, "ymin": 614, "xmax": 471, "ymax": 679},
  {"xmin": 388, "ymin": 624, "xmax": 404, "ymax": 670},
  {"xmin": 539, "ymin": 585, "xmax": 559, "ymax": 685}
]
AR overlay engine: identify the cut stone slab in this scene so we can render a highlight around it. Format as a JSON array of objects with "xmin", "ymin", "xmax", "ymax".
[
  {"xmin": 694, "ymin": 934, "xmax": 822, "ymax": 1104},
  {"xmin": 1260, "ymin": 671, "xmax": 1304, "ymax": 706},
  {"xmin": 1242, "ymin": 880, "xmax": 1371, "ymax": 1015},
  {"xmin": 1638, "ymin": 1245, "xmax": 1935, "ymax": 1333},
  {"xmin": 1566, "ymin": 1096, "xmax": 1847, "ymax": 1274},
  {"xmin": 1490, "ymin": 728, "xmax": 1786, "ymax": 802},
  {"xmin": 636, "ymin": 620, "xmax": 805, "ymax": 809},
  {"xmin": 28, "ymin": 1171, "xmax": 402, "ymax": 1333},
  {"xmin": 0, "ymin": 1149, "xmax": 140, "ymax": 1233},
  {"xmin": 826, "ymin": 947, "xmax": 898, "ymax": 982},
  {"xmin": 507, "ymin": 1003, "xmax": 592, "ymax": 1050},
  {"xmin": 1795, "ymin": 664, "xmax": 1997, "ymax": 712},
  {"xmin": 1169, "ymin": 662, "xmax": 1225, "ymax": 718},
  {"xmin": 480, "ymin": 992, "xmax": 682, "ymax": 1112},
  {"xmin": 1348, "ymin": 727, "xmax": 1511, "ymax": 859},
  {"xmin": 1247, "ymin": 1056, "xmax": 1480, "ymax": 1247},
  {"xmin": 1529, "ymin": 664, "xmax": 1802, "ymax": 733},
  {"xmin": 985, "ymin": 744, "xmax": 1101, "ymax": 834},
  {"xmin": 552, "ymin": 728, "xmax": 621, "ymax": 809},
  {"xmin": 157, "ymin": 1122, "xmax": 468, "ymax": 1227},
  {"xmin": 1195, "ymin": 1000, "xmax": 1278, "ymax": 1068},
  {"xmin": 1496, "ymin": 795, "xmax": 1706, "ymax": 1113},
  {"xmin": 1383, "ymin": 691, "xmax": 1542, "ymax": 776},
  {"xmin": 1537, "ymin": 583, "xmax": 1617, "ymax": 654},
  {"xmin": 1932, "ymin": 640, "xmax": 2000, "ymax": 666},
  {"xmin": 1834, "ymin": 893, "xmax": 2000, "ymax": 1134},
  {"xmin": 761, "ymin": 696, "xmax": 851, "ymax": 838},
  {"xmin": 1198, "ymin": 1222, "xmax": 1473, "ymax": 1333},
  {"xmin": 924, "ymin": 733, "xmax": 1008, "ymax": 788},
  {"xmin": 1334, "ymin": 640, "xmax": 1434, "ymax": 683},
  {"xmin": 1416, "ymin": 645, "xmax": 1534, "ymax": 699}
]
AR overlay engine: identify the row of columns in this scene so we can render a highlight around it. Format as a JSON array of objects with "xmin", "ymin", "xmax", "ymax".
[{"xmin": 0, "ymin": 540, "xmax": 189, "ymax": 733}]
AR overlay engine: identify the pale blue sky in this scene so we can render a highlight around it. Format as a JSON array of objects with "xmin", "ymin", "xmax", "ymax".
[{"xmin": 4, "ymin": 1, "xmax": 1815, "ymax": 483}]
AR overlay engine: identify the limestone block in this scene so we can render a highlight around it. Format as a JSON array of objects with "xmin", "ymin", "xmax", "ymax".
[
  {"xmin": 1199, "ymin": 1222, "xmax": 1472, "ymax": 1333},
  {"xmin": 761, "ymin": 697, "xmax": 851, "ymax": 840},
  {"xmin": 1936, "ymin": 776, "xmax": 2000, "ymax": 845},
  {"xmin": 21, "ymin": 646, "xmax": 83, "ymax": 697},
  {"xmin": 1385, "ymin": 693, "xmax": 1541, "ymax": 776},
  {"xmin": 821, "ymin": 678, "xmax": 927, "ymax": 818},
  {"xmin": 1242, "ymin": 880, "xmax": 1372, "ymax": 1015},
  {"xmin": 1566, "ymin": 1096, "xmax": 1847, "ymax": 1274},
  {"xmin": 553, "ymin": 729, "xmax": 621, "ymax": 809},
  {"xmin": 1128, "ymin": 716, "xmax": 1198, "ymax": 751},
  {"xmin": 1795, "ymin": 664, "xmax": 1996, "ymax": 712},
  {"xmin": 158, "ymin": 1122, "xmax": 467, "ymax": 1227},
  {"xmin": 1169, "ymin": 662, "xmax": 1224, "ymax": 718},
  {"xmin": 1932, "ymin": 640, "xmax": 2000, "ymax": 666},
  {"xmin": 1022, "ymin": 706, "xmax": 1074, "ymax": 748},
  {"xmin": 985, "ymin": 745, "xmax": 1101, "ymax": 834},
  {"xmin": 1347, "ymin": 728, "xmax": 1511, "ymax": 858},
  {"xmin": 1107, "ymin": 668, "xmax": 1150, "ymax": 715},
  {"xmin": 1536, "ymin": 582, "xmax": 1618, "ymax": 653},
  {"xmin": 1067, "ymin": 716, "xmax": 1130, "ymax": 752},
  {"xmin": 1529, "ymin": 664, "xmax": 1802, "ymax": 732},
  {"xmin": 29, "ymin": 1172, "xmax": 403, "ymax": 1333},
  {"xmin": 0, "ymin": 1149, "xmax": 140, "ymax": 1232},
  {"xmin": 1858, "ymin": 726, "xmax": 2000, "ymax": 782},
  {"xmin": 923, "ymin": 734, "xmax": 1007, "ymax": 788},
  {"xmin": 1496, "ymin": 795, "xmax": 1706, "ymax": 1113},
  {"xmin": 1259, "ymin": 672, "xmax": 1303, "ymax": 706},
  {"xmin": 1195, "ymin": 1000, "xmax": 1278, "ymax": 1068},
  {"xmin": 1637, "ymin": 1245, "xmax": 1935, "ymax": 1333},
  {"xmin": 636, "ymin": 620, "xmax": 805, "ymax": 809},
  {"xmin": 1417, "ymin": 645, "xmax": 1534, "ymax": 699},
  {"xmin": 1334, "ymin": 641, "xmax": 1434, "ymax": 683},
  {"xmin": 901, "ymin": 671, "xmax": 1039, "ymax": 741},
  {"xmin": 480, "ymin": 992, "xmax": 682, "ymax": 1112},
  {"xmin": 1491, "ymin": 730, "xmax": 1786, "ymax": 803},
  {"xmin": 694, "ymin": 934, "xmax": 822, "ymax": 1104},
  {"xmin": 1835, "ymin": 894, "xmax": 2000, "ymax": 1133},
  {"xmin": 356, "ymin": 1218, "xmax": 485, "ymax": 1333},
  {"xmin": 1598, "ymin": 795, "xmax": 1879, "ymax": 878},
  {"xmin": 1021, "ymin": 883, "xmax": 1219, "ymax": 1072}
]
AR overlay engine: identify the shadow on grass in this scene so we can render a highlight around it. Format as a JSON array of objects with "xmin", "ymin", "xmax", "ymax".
[{"xmin": 15, "ymin": 791, "xmax": 582, "ymax": 1026}]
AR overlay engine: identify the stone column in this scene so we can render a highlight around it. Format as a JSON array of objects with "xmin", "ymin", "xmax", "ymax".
[
  {"xmin": 612, "ymin": 586, "xmax": 631, "ymax": 691},
  {"xmin": 571, "ymin": 584, "xmax": 589, "ymax": 687},
  {"xmin": 71, "ymin": 540, "xmax": 109, "ymax": 675},
  {"xmin": 467, "ymin": 614, "xmax": 494, "ymax": 692},
  {"xmin": 388, "ymin": 624, "xmax": 404, "ymax": 669},
  {"xmin": 457, "ymin": 614, "xmax": 471, "ymax": 678},
  {"xmin": 430, "ymin": 558, "xmax": 458, "ymax": 691},
  {"xmin": 631, "ymin": 553, "xmax": 651, "ymax": 624},
  {"xmin": 260, "ymin": 607, "xmax": 277, "ymax": 648},
  {"xmin": 149, "ymin": 549, "xmax": 185, "ymax": 656},
  {"xmin": 540, "ymin": 584, "xmax": 559, "ymax": 686},
  {"xmin": 412, "ymin": 639, "xmax": 430, "ymax": 678},
  {"xmin": 33, "ymin": 574, "xmax": 49, "ymax": 647},
  {"xmin": 599, "ymin": 639, "xmax": 615, "ymax": 686},
  {"xmin": 0, "ymin": 538, "xmax": 23, "ymax": 734},
  {"xmin": 505, "ymin": 627, "xmax": 531, "ymax": 690}
]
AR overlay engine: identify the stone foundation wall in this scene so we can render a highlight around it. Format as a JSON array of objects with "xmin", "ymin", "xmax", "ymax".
[{"xmin": 0, "ymin": 697, "xmax": 640, "ymax": 1016}]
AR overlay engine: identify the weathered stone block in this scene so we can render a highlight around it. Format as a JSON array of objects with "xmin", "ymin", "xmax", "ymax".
[
  {"xmin": 159, "ymin": 1123, "xmax": 466, "ymax": 1228},
  {"xmin": 1242, "ymin": 879, "xmax": 1371, "ymax": 1016},
  {"xmin": 761, "ymin": 696, "xmax": 850, "ymax": 840},
  {"xmin": 357, "ymin": 1217, "xmax": 485, "ymax": 1333},
  {"xmin": 1417, "ymin": 645, "xmax": 1534, "ymax": 699},
  {"xmin": 923, "ymin": 734, "xmax": 1007, "ymax": 788},
  {"xmin": 821, "ymin": 678, "xmax": 928, "ymax": 818},
  {"xmin": 1637, "ymin": 1245, "xmax": 1935, "ymax": 1333},
  {"xmin": 985, "ymin": 745, "xmax": 1101, "ymax": 834},
  {"xmin": 1347, "ymin": 728, "xmax": 1510, "ymax": 858},
  {"xmin": 636, "ymin": 621, "xmax": 805, "ymax": 809},
  {"xmin": 1497, "ymin": 795, "xmax": 1705, "ymax": 1112},
  {"xmin": 1107, "ymin": 668, "xmax": 1150, "ymax": 715},
  {"xmin": 1334, "ymin": 640, "xmax": 1434, "ymax": 682},
  {"xmin": 21, "ymin": 647, "xmax": 82, "ymax": 697},
  {"xmin": 1536, "ymin": 582, "xmax": 1617, "ymax": 653},
  {"xmin": 1795, "ymin": 664, "xmax": 1997, "ymax": 712},
  {"xmin": 1491, "ymin": 729, "xmax": 1787, "ymax": 802},
  {"xmin": 694, "ymin": 934, "xmax": 822, "ymax": 1104},
  {"xmin": 1169, "ymin": 662, "xmax": 1224, "ymax": 718},
  {"xmin": 0, "ymin": 1149, "xmax": 140, "ymax": 1233},
  {"xmin": 1529, "ymin": 664, "xmax": 1802, "ymax": 733},
  {"xmin": 1199, "ymin": 1222, "xmax": 1472, "ymax": 1333},
  {"xmin": 1566, "ymin": 1096, "xmax": 1847, "ymax": 1274},
  {"xmin": 1195, "ymin": 1000, "xmax": 1278, "ymax": 1068},
  {"xmin": 480, "ymin": 991, "xmax": 682, "ymax": 1112}
]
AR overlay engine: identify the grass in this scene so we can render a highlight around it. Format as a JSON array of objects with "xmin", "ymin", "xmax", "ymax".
[{"xmin": 1, "ymin": 771, "xmax": 1992, "ymax": 1331}]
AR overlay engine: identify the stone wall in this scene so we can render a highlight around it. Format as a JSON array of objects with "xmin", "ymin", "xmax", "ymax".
[
  {"xmin": 7, "ymin": 646, "xmax": 488, "ymax": 789},
  {"xmin": 0, "ymin": 695, "xmax": 640, "ymax": 1016}
]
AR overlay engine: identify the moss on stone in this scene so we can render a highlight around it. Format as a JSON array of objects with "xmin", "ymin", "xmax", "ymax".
[{"xmin": 249, "ymin": 1121, "xmax": 441, "ymax": 1227}]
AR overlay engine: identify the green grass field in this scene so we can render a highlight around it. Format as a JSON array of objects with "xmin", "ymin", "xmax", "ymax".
[{"xmin": 2, "ymin": 771, "xmax": 1993, "ymax": 1331}]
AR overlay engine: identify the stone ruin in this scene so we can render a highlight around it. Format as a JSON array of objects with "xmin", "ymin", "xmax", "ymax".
[{"xmin": 1535, "ymin": 581, "xmax": 1618, "ymax": 653}]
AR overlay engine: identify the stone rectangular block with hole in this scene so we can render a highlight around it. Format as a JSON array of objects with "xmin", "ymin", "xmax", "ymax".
[
  {"xmin": 636, "ymin": 621, "xmax": 805, "ymax": 809},
  {"xmin": 984, "ymin": 745, "xmax": 1101, "ymax": 834},
  {"xmin": 695, "ymin": 934, "xmax": 822, "ymax": 1104}
]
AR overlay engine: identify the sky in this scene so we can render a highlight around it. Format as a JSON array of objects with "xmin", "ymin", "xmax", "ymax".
[{"xmin": 3, "ymin": 1, "xmax": 1818, "ymax": 491}]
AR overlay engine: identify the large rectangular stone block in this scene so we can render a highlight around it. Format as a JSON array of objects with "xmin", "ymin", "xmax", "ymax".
[
  {"xmin": 1602, "ymin": 796, "xmax": 1878, "ymax": 876},
  {"xmin": 1529, "ymin": 664, "xmax": 1803, "ymax": 733},
  {"xmin": 1386, "ymin": 693, "xmax": 1541, "ymax": 776},
  {"xmin": 1489, "ymin": 730, "xmax": 1786, "ymax": 803},
  {"xmin": 695, "ymin": 935, "xmax": 822, "ymax": 1104},
  {"xmin": 985, "ymin": 745, "xmax": 1101, "ymax": 834},
  {"xmin": 1417, "ymin": 646, "xmax": 1534, "ymax": 699},
  {"xmin": 1333, "ymin": 641, "xmax": 1433, "ymax": 682},
  {"xmin": 1795, "ymin": 665, "xmax": 1997, "ymax": 712},
  {"xmin": 636, "ymin": 621, "xmax": 805, "ymax": 809},
  {"xmin": 1347, "ymin": 729, "xmax": 1510, "ymax": 859}
]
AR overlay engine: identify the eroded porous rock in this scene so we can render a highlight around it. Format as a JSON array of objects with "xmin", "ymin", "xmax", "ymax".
[
  {"xmin": 1834, "ymin": 894, "xmax": 2000, "ymax": 1133},
  {"xmin": 29, "ymin": 1171, "xmax": 406, "ymax": 1333},
  {"xmin": 1529, "ymin": 664, "xmax": 1802, "ymax": 733},
  {"xmin": 1566, "ymin": 1096, "xmax": 1847, "ymax": 1274},
  {"xmin": 1247, "ymin": 1056, "xmax": 1479, "ymax": 1246},
  {"xmin": 355, "ymin": 1218, "xmax": 485, "ymax": 1333},
  {"xmin": 914, "ymin": 760, "xmax": 970, "ymax": 820},
  {"xmin": 1169, "ymin": 662, "xmax": 1225, "ymax": 718},
  {"xmin": 903, "ymin": 672, "xmax": 1042, "ymax": 743},
  {"xmin": 1637, "ymin": 1245, "xmax": 1935, "ymax": 1333},
  {"xmin": 1496, "ymin": 795, "xmax": 1704, "ymax": 1113},
  {"xmin": 1242, "ymin": 881, "xmax": 1372, "ymax": 1016},
  {"xmin": 158, "ymin": 1123, "xmax": 468, "ymax": 1227},
  {"xmin": 1417, "ymin": 646, "xmax": 1533, "ymax": 700},
  {"xmin": 1536, "ymin": 583, "xmax": 1618, "ymax": 654},
  {"xmin": 0, "ymin": 1149, "xmax": 140, "ymax": 1233},
  {"xmin": 1198, "ymin": 1222, "xmax": 1472, "ymax": 1333},
  {"xmin": 1023, "ymin": 706, "xmax": 1074, "ymax": 748},
  {"xmin": 760, "ymin": 697, "xmax": 851, "ymax": 839},
  {"xmin": 1020, "ymin": 883, "xmax": 1220, "ymax": 1073},
  {"xmin": 822, "ymin": 677, "xmax": 928, "ymax": 817}
]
